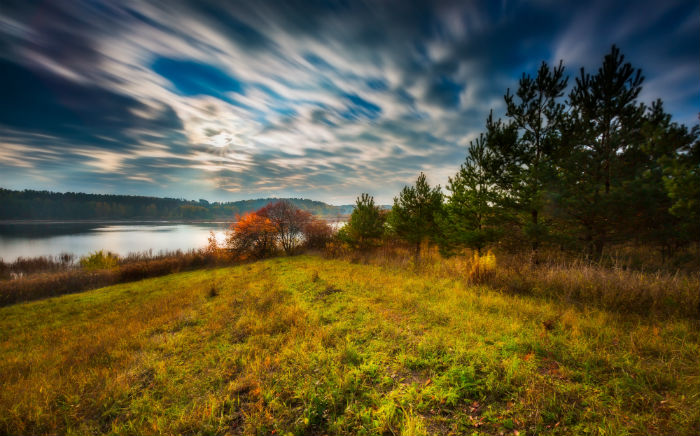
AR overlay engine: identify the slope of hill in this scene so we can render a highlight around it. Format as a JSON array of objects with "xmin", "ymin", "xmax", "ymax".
[
  {"xmin": 0, "ymin": 256, "xmax": 696, "ymax": 435},
  {"xmin": 0, "ymin": 188, "xmax": 354, "ymax": 220}
]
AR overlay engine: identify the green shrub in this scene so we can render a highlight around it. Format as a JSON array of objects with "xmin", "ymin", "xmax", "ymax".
[{"xmin": 79, "ymin": 251, "xmax": 119, "ymax": 270}]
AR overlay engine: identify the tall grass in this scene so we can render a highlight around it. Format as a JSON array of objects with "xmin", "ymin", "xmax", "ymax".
[
  {"xmin": 0, "ymin": 253, "xmax": 75, "ymax": 279},
  {"xmin": 3, "ymin": 241, "xmax": 697, "ymax": 320},
  {"xmin": 0, "ymin": 250, "xmax": 224, "ymax": 307},
  {"xmin": 327, "ymin": 243, "xmax": 700, "ymax": 319}
]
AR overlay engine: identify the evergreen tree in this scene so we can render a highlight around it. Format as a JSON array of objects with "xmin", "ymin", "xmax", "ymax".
[
  {"xmin": 493, "ymin": 61, "xmax": 568, "ymax": 260},
  {"xmin": 619, "ymin": 100, "xmax": 694, "ymax": 259},
  {"xmin": 342, "ymin": 193, "xmax": 385, "ymax": 250},
  {"xmin": 562, "ymin": 44, "xmax": 645, "ymax": 256},
  {"xmin": 660, "ymin": 117, "xmax": 700, "ymax": 246},
  {"xmin": 387, "ymin": 173, "xmax": 443, "ymax": 264},
  {"xmin": 439, "ymin": 134, "xmax": 503, "ymax": 255}
]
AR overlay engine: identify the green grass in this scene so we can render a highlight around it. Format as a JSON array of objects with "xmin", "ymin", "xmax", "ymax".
[{"xmin": 0, "ymin": 255, "xmax": 698, "ymax": 435}]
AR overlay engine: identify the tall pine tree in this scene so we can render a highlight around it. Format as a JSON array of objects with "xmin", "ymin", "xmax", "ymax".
[
  {"xmin": 492, "ymin": 61, "xmax": 568, "ymax": 261},
  {"xmin": 387, "ymin": 173, "xmax": 443, "ymax": 265},
  {"xmin": 439, "ymin": 134, "xmax": 503, "ymax": 255},
  {"xmin": 562, "ymin": 45, "xmax": 645, "ymax": 256},
  {"xmin": 342, "ymin": 193, "xmax": 385, "ymax": 250}
]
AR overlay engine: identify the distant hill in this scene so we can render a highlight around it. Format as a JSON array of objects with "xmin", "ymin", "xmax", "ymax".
[{"xmin": 0, "ymin": 188, "xmax": 354, "ymax": 221}]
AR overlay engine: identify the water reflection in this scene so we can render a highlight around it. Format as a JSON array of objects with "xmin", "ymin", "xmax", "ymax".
[{"xmin": 0, "ymin": 222, "xmax": 229, "ymax": 261}]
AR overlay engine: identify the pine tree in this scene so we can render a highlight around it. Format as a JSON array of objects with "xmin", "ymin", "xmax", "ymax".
[
  {"xmin": 562, "ymin": 44, "xmax": 645, "ymax": 256},
  {"xmin": 493, "ymin": 60, "xmax": 568, "ymax": 261},
  {"xmin": 342, "ymin": 193, "xmax": 385, "ymax": 250},
  {"xmin": 618, "ymin": 101, "xmax": 691, "ymax": 259},
  {"xmin": 660, "ymin": 116, "xmax": 700, "ymax": 246},
  {"xmin": 387, "ymin": 173, "xmax": 443, "ymax": 265},
  {"xmin": 439, "ymin": 134, "xmax": 503, "ymax": 255}
]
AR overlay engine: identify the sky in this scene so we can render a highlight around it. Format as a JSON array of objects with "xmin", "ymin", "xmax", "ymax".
[{"xmin": 0, "ymin": 0, "xmax": 698, "ymax": 204}]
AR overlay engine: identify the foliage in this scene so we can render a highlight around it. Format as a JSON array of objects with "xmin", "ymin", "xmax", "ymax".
[
  {"xmin": 559, "ymin": 45, "xmax": 645, "ymax": 256},
  {"xmin": 434, "ymin": 44, "xmax": 699, "ymax": 259},
  {"xmin": 225, "ymin": 201, "xmax": 335, "ymax": 257},
  {"xmin": 1, "ymin": 256, "xmax": 697, "ymax": 435},
  {"xmin": 387, "ymin": 173, "xmax": 443, "ymax": 262},
  {"xmin": 661, "ymin": 121, "xmax": 700, "ymax": 243},
  {"xmin": 341, "ymin": 193, "xmax": 386, "ymax": 250},
  {"xmin": 497, "ymin": 60, "xmax": 569, "ymax": 255},
  {"xmin": 226, "ymin": 212, "xmax": 277, "ymax": 259},
  {"xmin": 439, "ymin": 134, "xmax": 503, "ymax": 255},
  {"xmin": 257, "ymin": 200, "xmax": 312, "ymax": 255},
  {"xmin": 79, "ymin": 250, "xmax": 119, "ymax": 270},
  {"xmin": 303, "ymin": 218, "xmax": 335, "ymax": 249}
]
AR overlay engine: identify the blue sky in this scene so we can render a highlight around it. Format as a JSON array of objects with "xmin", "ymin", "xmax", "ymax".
[{"xmin": 0, "ymin": 0, "xmax": 698, "ymax": 204}]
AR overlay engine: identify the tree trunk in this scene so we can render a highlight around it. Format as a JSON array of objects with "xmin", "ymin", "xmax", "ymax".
[
  {"xmin": 414, "ymin": 241, "xmax": 421, "ymax": 269},
  {"xmin": 584, "ymin": 225, "xmax": 594, "ymax": 260},
  {"xmin": 531, "ymin": 209, "xmax": 539, "ymax": 265},
  {"xmin": 593, "ymin": 237, "xmax": 604, "ymax": 260}
]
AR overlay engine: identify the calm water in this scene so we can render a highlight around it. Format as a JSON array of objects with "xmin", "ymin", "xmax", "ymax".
[{"xmin": 0, "ymin": 222, "xmax": 229, "ymax": 262}]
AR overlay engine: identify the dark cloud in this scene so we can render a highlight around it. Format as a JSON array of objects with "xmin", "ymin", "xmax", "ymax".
[
  {"xmin": 0, "ymin": 59, "xmax": 182, "ymax": 145},
  {"xmin": 0, "ymin": 0, "xmax": 697, "ymax": 203}
]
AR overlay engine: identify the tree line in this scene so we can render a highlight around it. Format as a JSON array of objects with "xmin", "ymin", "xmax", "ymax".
[
  {"xmin": 340, "ymin": 46, "xmax": 699, "ymax": 263},
  {"xmin": 0, "ymin": 189, "xmax": 353, "ymax": 220}
]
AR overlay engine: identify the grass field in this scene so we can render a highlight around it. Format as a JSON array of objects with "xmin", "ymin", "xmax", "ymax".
[{"xmin": 0, "ymin": 255, "xmax": 698, "ymax": 435}]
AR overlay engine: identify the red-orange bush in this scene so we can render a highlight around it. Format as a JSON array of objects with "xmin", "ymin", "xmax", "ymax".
[{"xmin": 226, "ymin": 212, "xmax": 277, "ymax": 259}]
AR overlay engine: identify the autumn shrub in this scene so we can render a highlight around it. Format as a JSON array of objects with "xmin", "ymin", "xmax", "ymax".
[
  {"xmin": 323, "ymin": 240, "xmax": 351, "ymax": 258},
  {"xmin": 257, "ymin": 200, "xmax": 311, "ymax": 254},
  {"xmin": 303, "ymin": 218, "xmax": 334, "ymax": 249},
  {"xmin": 79, "ymin": 250, "xmax": 119, "ymax": 270},
  {"xmin": 226, "ymin": 212, "xmax": 278, "ymax": 260}
]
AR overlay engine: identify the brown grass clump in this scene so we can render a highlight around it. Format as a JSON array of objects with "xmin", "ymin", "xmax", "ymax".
[
  {"xmin": 326, "ymin": 243, "xmax": 699, "ymax": 319},
  {"xmin": 488, "ymin": 256, "xmax": 699, "ymax": 319},
  {"xmin": 0, "ymin": 250, "xmax": 222, "ymax": 307},
  {"xmin": 0, "ymin": 253, "xmax": 75, "ymax": 279}
]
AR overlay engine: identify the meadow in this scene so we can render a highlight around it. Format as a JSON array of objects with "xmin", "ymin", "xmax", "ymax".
[{"xmin": 1, "ymin": 255, "xmax": 697, "ymax": 435}]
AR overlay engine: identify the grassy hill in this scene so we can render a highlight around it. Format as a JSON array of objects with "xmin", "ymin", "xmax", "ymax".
[{"xmin": 0, "ymin": 256, "xmax": 697, "ymax": 435}]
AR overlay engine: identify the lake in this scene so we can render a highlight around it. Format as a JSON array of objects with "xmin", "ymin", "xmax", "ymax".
[{"xmin": 0, "ymin": 222, "xmax": 230, "ymax": 262}]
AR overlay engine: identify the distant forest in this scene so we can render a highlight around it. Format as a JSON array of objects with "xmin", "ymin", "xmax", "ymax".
[{"xmin": 0, "ymin": 188, "xmax": 354, "ymax": 220}]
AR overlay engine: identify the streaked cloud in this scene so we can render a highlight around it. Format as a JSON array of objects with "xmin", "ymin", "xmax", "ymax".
[{"xmin": 0, "ymin": 0, "xmax": 697, "ymax": 203}]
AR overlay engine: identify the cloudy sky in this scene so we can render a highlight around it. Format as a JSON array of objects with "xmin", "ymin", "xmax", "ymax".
[{"xmin": 0, "ymin": 0, "xmax": 697, "ymax": 204}]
